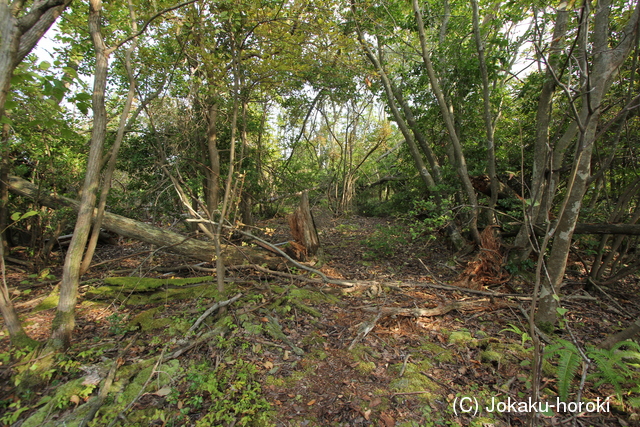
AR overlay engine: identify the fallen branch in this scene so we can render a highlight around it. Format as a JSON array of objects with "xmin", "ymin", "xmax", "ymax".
[
  {"xmin": 359, "ymin": 298, "xmax": 504, "ymax": 318},
  {"xmin": 349, "ymin": 311, "xmax": 383, "ymax": 350},
  {"xmin": 188, "ymin": 293, "xmax": 242, "ymax": 332},
  {"xmin": 107, "ymin": 346, "xmax": 166, "ymax": 427},
  {"xmin": 406, "ymin": 280, "xmax": 532, "ymax": 299},
  {"xmin": 7, "ymin": 175, "xmax": 280, "ymax": 266}
]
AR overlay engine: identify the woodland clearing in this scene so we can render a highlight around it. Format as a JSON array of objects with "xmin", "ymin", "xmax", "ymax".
[{"xmin": 1, "ymin": 210, "xmax": 638, "ymax": 427}]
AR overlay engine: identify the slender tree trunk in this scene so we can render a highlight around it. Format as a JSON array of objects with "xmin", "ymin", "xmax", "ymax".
[
  {"xmin": 412, "ymin": 0, "xmax": 480, "ymax": 245},
  {"xmin": 0, "ymin": 0, "xmax": 71, "ymax": 348},
  {"xmin": 49, "ymin": 0, "xmax": 109, "ymax": 350},
  {"xmin": 354, "ymin": 29, "xmax": 436, "ymax": 192},
  {"xmin": 205, "ymin": 102, "xmax": 220, "ymax": 227},
  {"xmin": 536, "ymin": 0, "xmax": 640, "ymax": 327},
  {"xmin": 80, "ymin": 0, "xmax": 140, "ymax": 275},
  {"xmin": 472, "ymin": 0, "xmax": 498, "ymax": 225},
  {"xmin": 514, "ymin": 4, "xmax": 570, "ymax": 255},
  {"xmin": 215, "ymin": 29, "xmax": 241, "ymax": 297}
]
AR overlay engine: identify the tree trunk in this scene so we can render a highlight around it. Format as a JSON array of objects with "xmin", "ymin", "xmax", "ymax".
[
  {"xmin": 412, "ymin": 0, "xmax": 481, "ymax": 245},
  {"xmin": 205, "ymin": 102, "xmax": 220, "ymax": 228},
  {"xmin": 472, "ymin": 0, "xmax": 498, "ymax": 225},
  {"xmin": 49, "ymin": 0, "xmax": 109, "ymax": 351},
  {"xmin": 513, "ymin": 3, "xmax": 570, "ymax": 256},
  {"xmin": 7, "ymin": 175, "xmax": 281, "ymax": 267},
  {"xmin": 599, "ymin": 317, "xmax": 640, "ymax": 350},
  {"xmin": 80, "ymin": 1, "xmax": 140, "ymax": 275},
  {"xmin": 536, "ymin": 0, "xmax": 640, "ymax": 327},
  {"xmin": 286, "ymin": 191, "xmax": 320, "ymax": 261},
  {"xmin": 0, "ymin": 0, "xmax": 71, "ymax": 350}
]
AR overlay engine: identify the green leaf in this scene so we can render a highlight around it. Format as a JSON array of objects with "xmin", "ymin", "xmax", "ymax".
[
  {"xmin": 20, "ymin": 211, "xmax": 39, "ymax": 220},
  {"xmin": 10, "ymin": 212, "xmax": 21, "ymax": 221},
  {"xmin": 556, "ymin": 307, "xmax": 568, "ymax": 316},
  {"xmin": 4, "ymin": 100, "xmax": 18, "ymax": 110},
  {"xmin": 39, "ymin": 61, "xmax": 51, "ymax": 70}
]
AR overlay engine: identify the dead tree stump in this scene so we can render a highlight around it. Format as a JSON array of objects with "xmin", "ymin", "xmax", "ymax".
[{"xmin": 286, "ymin": 191, "xmax": 320, "ymax": 261}]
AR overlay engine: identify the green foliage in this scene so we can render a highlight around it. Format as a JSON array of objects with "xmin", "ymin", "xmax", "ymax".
[
  {"xmin": 587, "ymin": 341, "xmax": 640, "ymax": 398},
  {"xmin": 177, "ymin": 359, "xmax": 273, "ymax": 426},
  {"xmin": 107, "ymin": 312, "xmax": 130, "ymax": 336},
  {"xmin": 505, "ymin": 258, "xmax": 536, "ymax": 275},
  {"xmin": 544, "ymin": 339, "xmax": 640, "ymax": 403},
  {"xmin": 361, "ymin": 223, "xmax": 411, "ymax": 259},
  {"xmin": 544, "ymin": 338, "xmax": 583, "ymax": 402},
  {"xmin": 500, "ymin": 323, "xmax": 531, "ymax": 346},
  {"xmin": 0, "ymin": 400, "xmax": 30, "ymax": 426}
]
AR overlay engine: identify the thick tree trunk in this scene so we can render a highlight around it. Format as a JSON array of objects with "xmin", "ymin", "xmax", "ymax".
[
  {"xmin": 287, "ymin": 191, "xmax": 320, "ymax": 261},
  {"xmin": 7, "ymin": 175, "xmax": 280, "ymax": 266}
]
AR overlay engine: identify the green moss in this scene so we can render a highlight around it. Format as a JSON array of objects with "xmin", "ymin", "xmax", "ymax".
[
  {"xmin": 480, "ymin": 350, "xmax": 503, "ymax": 363},
  {"xmin": 103, "ymin": 276, "xmax": 214, "ymax": 289},
  {"xmin": 308, "ymin": 348, "xmax": 328, "ymax": 361},
  {"xmin": 128, "ymin": 307, "xmax": 172, "ymax": 332},
  {"xmin": 32, "ymin": 287, "xmax": 59, "ymax": 312},
  {"xmin": 420, "ymin": 341, "xmax": 454, "ymax": 363},
  {"xmin": 389, "ymin": 359, "xmax": 437, "ymax": 400},
  {"xmin": 265, "ymin": 375, "xmax": 285, "ymax": 387},
  {"xmin": 301, "ymin": 331, "xmax": 326, "ymax": 347},
  {"xmin": 21, "ymin": 377, "xmax": 89, "ymax": 427},
  {"xmin": 538, "ymin": 321, "xmax": 554, "ymax": 334},
  {"xmin": 448, "ymin": 330, "xmax": 476, "ymax": 347},
  {"xmin": 356, "ymin": 361, "xmax": 376, "ymax": 374},
  {"xmin": 86, "ymin": 282, "xmax": 220, "ymax": 306}
]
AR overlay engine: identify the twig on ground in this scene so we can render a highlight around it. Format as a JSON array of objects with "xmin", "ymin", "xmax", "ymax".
[
  {"xmin": 188, "ymin": 293, "xmax": 242, "ymax": 332},
  {"xmin": 408, "ymin": 280, "xmax": 533, "ymax": 300},
  {"xmin": 359, "ymin": 298, "xmax": 505, "ymax": 318},
  {"xmin": 418, "ymin": 258, "xmax": 449, "ymax": 286},
  {"xmin": 399, "ymin": 354, "xmax": 411, "ymax": 377},
  {"xmin": 348, "ymin": 311, "xmax": 383, "ymax": 350},
  {"xmin": 586, "ymin": 278, "xmax": 630, "ymax": 317}
]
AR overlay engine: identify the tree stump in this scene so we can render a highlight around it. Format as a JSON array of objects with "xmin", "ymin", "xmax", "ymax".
[{"xmin": 286, "ymin": 191, "xmax": 320, "ymax": 261}]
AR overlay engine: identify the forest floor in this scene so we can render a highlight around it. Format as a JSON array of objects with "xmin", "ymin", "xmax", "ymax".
[{"xmin": 1, "ymin": 210, "xmax": 640, "ymax": 426}]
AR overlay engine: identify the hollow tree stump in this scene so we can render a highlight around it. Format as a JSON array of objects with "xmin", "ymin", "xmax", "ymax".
[{"xmin": 286, "ymin": 191, "xmax": 320, "ymax": 261}]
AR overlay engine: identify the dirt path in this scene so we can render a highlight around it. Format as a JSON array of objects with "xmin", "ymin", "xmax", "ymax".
[{"xmin": 1, "ymin": 213, "xmax": 639, "ymax": 426}]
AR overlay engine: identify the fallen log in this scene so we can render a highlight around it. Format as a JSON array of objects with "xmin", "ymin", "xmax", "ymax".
[
  {"xmin": 502, "ymin": 222, "xmax": 640, "ymax": 237},
  {"xmin": 7, "ymin": 175, "xmax": 281, "ymax": 266}
]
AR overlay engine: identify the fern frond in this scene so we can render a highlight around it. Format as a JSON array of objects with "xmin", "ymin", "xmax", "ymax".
[
  {"xmin": 611, "ymin": 340, "xmax": 640, "ymax": 353},
  {"xmin": 587, "ymin": 345, "xmax": 637, "ymax": 398},
  {"xmin": 556, "ymin": 349, "xmax": 582, "ymax": 402}
]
